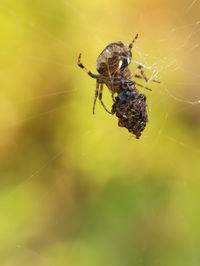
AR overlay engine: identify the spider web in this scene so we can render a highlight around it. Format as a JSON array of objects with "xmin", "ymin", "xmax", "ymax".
[{"xmin": 0, "ymin": 0, "xmax": 200, "ymax": 265}]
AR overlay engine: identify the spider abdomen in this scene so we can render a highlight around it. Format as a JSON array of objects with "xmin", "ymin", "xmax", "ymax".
[{"xmin": 96, "ymin": 41, "xmax": 132, "ymax": 76}]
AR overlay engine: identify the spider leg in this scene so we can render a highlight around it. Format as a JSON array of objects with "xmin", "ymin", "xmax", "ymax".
[
  {"xmin": 111, "ymin": 93, "xmax": 115, "ymax": 102},
  {"xmin": 134, "ymin": 74, "xmax": 143, "ymax": 79},
  {"xmin": 134, "ymin": 81, "xmax": 152, "ymax": 91},
  {"xmin": 93, "ymin": 81, "xmax": 99, "ymax": 114},
  {"xmin": 150, "ymin": 79, "xmax": 160, "ymax": 83},
  {"xmin": 78, "ymin": 54, "xmax": 100, "ymax": 79},
  {"xmin": 131, "ymin": 65, "xmax": 148, "ymax": 81},
  {"xmin": 129, "ymin": 33, "xmax": 139, "ymax": 49},
  {"xmin": 98, "ymin": 84, "xmax": 112, "ymax": 114},
  {"xmin": 135, "ymin": 74, "xmax": 160, "ymax": 83},
  {"xmin": 131, "ymin": 65, "xmax": 160, "ymax": 83}
]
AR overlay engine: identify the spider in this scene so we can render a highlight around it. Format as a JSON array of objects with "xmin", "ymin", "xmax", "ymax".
[{"xmin": 77, "ymin": 34, "xmax": 160, "ymax": 114}]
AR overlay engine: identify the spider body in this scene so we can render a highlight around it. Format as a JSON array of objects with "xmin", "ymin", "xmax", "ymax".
[
  {"xmin": 77, "ymin": 34, "xmax": 160, "ymax": 138},
  {"xmin": 96, "ymin": 41, "xmax": 132, "ymax": 76},
  {"xmin": 96, "ymin": 41, "xmax": 132, "ymax": 95}
]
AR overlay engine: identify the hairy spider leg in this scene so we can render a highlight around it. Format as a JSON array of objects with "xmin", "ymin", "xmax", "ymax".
[
  {"xmin": 93, "ymin": 81, "xmax": 99, "ymax": 114},
  {"xmin": 98, "ymin": 83, "xmax": 112, "ymax": 114},
  {"xmin": 129, "ymin": 33, "xmax": 139, "ymax": 49},
  {"xmin": 77, "ymin": 54, "xmax": 111, "ymax": 114},
  {"xmin": 131, "ymin": 65, "xmax": 160, "ymax": 83},
  {"xmin": 77, "ymin": 54, "xmax": 100, "ymax": 79},
  {"xmin": 134, "ymin": 81, "xmax": 152, "ymax": 91},
  {"xmin": 111, "ymin": 93, "xmax": 115, "ymax": 102}
]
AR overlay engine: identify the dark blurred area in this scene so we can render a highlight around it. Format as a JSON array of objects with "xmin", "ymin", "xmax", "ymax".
[{"xmin": 0, "ymin": 0, "xmax": 200, "ymax": 265}]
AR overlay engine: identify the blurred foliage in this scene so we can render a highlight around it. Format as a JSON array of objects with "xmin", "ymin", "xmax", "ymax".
[{"xmin": 0, "ymin": 0, "xmax": 200, "ymax": 265}]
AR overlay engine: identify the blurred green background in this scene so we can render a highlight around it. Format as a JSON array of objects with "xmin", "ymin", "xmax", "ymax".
[{"xmin": 0, "ymin": 0, "xmax": 200, "ymax": 265}]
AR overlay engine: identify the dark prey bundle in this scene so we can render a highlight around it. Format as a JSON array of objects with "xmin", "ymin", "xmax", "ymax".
[{"xmin": 77, "ymin": 34, "xmax": 160, "ymax": 139}]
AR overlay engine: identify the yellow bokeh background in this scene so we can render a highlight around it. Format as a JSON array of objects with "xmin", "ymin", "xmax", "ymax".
[{"xmin": 0, "ymin": 0, "xmax": 200, "ymax": 265}]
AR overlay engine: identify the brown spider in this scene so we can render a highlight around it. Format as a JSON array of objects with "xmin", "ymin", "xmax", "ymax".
[{"xmin": 77, "ymin": 34, "xmax": 160, "ymax": 114}]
